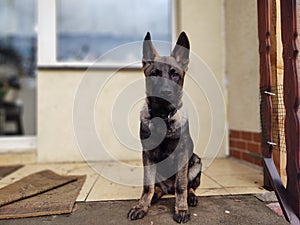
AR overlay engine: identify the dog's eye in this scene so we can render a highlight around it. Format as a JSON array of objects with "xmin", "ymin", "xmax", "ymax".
[
  {"xmin": 169, "ymin": 68, "xmax": 179, "ymax": 76},
  {"xmin": 169, "ymin": 69, "xmax": 179, "ymax": 79},
  {"xmin": 169, "ymin": 68, "xmax": 177, "ymax": 75},
  {"xmin": 150, "ymin": 69, "xmax": 160, "ymax": 76}
]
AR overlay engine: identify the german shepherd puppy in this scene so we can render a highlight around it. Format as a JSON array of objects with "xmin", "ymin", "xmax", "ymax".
[{"xmin": 128, "ymin": 32, "xmax": 202, "ymax": 223}]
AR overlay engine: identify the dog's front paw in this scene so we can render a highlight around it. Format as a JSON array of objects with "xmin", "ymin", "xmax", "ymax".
[
  {"xmin": 188, "ymin": 193, "xmax": 198, "ymax": 207},
  {"xmin": 173, "ymin": 210, "xmax": 190, "ymax": 223},
  {"xmin": 128, "ymin": 206, "xmax": 148, "ymax": 220}
]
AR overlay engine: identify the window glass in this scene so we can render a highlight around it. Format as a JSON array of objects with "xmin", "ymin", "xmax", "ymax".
[
  {"xmin": 0, "ymin": 0, "xmax": 37, "ymax": 77},
  {"xmin": 0, "ymin": 0, "xmax": 37, "ymax": 136},
  {"xmin": 57, "ymin": 0, "xmax": 171, "ymax": 63}
]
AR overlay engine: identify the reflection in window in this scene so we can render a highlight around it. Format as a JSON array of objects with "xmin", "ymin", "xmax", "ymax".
[
  {"xmin": 0, "ymin": 0, "xmax": 37, "ymax": 136},
  {"xmin": 57, "ymin": 0, "xmax": 171, "ymax": 63},
  {"xmin": 0, "ymin": 0, "xmax": 37, "ymax": 77}
]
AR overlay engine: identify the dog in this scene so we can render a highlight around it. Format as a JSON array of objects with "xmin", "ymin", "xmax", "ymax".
[{"xmin": 128, "ymin": 32, "xmax": 202, "ymax": 223}]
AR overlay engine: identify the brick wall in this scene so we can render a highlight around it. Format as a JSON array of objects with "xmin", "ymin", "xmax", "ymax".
[{"xmin": 229, "ymin": 130, "xmax": 262, "ymax": 166}]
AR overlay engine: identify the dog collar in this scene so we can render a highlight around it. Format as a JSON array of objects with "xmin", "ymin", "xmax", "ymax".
[{"xmin": 148, "ymin": 101, "xmax": 182, "ymax": 121}]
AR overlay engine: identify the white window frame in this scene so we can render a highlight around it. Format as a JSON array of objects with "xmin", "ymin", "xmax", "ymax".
[{"xmin": 38, "ymin": 0, "xmax": 177, "ymax": 69}]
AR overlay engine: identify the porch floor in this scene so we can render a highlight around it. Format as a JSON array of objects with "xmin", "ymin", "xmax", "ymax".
[
  {"xmin": 0, "ymin": 157, "xmax": 267, "ymax": 201},
  {"xmin": 0, "ymin": 156, "xmax": 289, "ymax": 224}
]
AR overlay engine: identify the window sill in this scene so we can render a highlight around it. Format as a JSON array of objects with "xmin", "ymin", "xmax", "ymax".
[
  {"xmin": 38, "ymin": 62, "xmax": 142, "ymax": 70},
  {"xmin": 0, "ymin": 136, "xmax": 36, "ymax": 153}
]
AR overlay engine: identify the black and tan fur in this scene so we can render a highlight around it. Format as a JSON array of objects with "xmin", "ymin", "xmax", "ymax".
[{"xmin": 128, "ymin": 32, "xmax": 202, "ymax": 223}]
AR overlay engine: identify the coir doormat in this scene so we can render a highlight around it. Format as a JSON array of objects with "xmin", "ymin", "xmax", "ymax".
[
  {"xmin": 0, "ymin": 165, "xmax": 23, "ymax": 179},
  {"xmin": 0, "ymin": 170, "xmax": 86, "ymax": 219}
]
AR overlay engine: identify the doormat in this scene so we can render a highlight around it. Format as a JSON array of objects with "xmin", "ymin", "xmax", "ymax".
[
  {"xmin": 0, "ymin": 165, "xmax": 23, "ymax": 179},
  {"xmin": 0, "ymin": 170, "xmax": 86, "ymax": 219}
]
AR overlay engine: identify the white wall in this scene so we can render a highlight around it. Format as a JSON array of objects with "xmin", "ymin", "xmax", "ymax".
[
  {"xmin": 38, "ymin": 70, "xmax": 84, "ymax": 161},
  {"xmin": 225, "ymin": 0, "xmax": 261, "ymax": 132},
  {"xmin": 179, "ymin": 0, "xmax": 227, "ymax": 157}
]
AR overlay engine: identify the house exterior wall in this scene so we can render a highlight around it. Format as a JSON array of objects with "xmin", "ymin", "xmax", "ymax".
[{"xmin": 225, "ymin": 0, "xmax": 262, "ymax": 165}]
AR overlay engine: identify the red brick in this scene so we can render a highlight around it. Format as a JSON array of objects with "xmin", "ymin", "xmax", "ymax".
[
  {"xmin": 229, "ymin": 139, "xmax": 238, "ymax": 148},
  {"xmin": 236, "ymin": 140, "xmax": 246, "ymax": 150},
  {"xmin": 253, "ymin": 159, "xmax": 263, "ymax": 167},
  {"xmin": 230, "ymin": 130, "xmax": 241, "ymax": 139},
  {"xmin": 241, "ymin": 131, "xmax": 252, "ymax": 141},
  {"xmin": 252, "ymin": 132, "xmax": 262, "ymax": 143},
  {"xmin": 230, "ymin": 147, "xmax": 239, "ymax": 154},
  {"xmin": 241, "ymin": 152, "xmax": 254, "ymax": 164},
  {"xmin": 247, "ymin": 142, "xmax": 261, "ymax": 154},
  {"xmin": 230, "ymin": 130, "xmax": 266, "ymax": 167},
  {"xmin": 230, "ymin": 149, "xmax": 242, "ymax": 159}
]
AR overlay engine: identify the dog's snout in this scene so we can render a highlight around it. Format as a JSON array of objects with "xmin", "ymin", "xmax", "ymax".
[
  {"xmin": 160, "ymin": 89, "xmax": 172, "ymax": 97},
  {"xmin": 160, "ymin": 90, "xmax": 172, "ymax": 96},
  {"xmin": 159, "ymin": 78, "xmax": 173, "ymax": 97}
]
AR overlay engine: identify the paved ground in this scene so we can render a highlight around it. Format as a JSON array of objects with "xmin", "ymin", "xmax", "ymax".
[{"xmin": 0, "ymin": 195, "xmax": 288, "ymax": 225}]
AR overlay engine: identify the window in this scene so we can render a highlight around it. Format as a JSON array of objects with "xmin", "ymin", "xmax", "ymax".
[{"xmin": 39, "ymin": 0, "xmax": 173, "ymax": 67}]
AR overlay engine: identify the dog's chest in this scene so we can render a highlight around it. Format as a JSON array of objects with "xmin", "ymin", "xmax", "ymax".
[{"xmin": 140, "ymin": 104, "xmax": 188, "ymax": 139}]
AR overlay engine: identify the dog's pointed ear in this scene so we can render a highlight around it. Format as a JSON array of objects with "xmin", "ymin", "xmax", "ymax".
[
  {"xmin": 143, "ymin": 32, "xmax": 158, "ymax": 68},
  {"xmin": 171, "ymin": 32, "xmax": 190, "ymax": 71}
]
